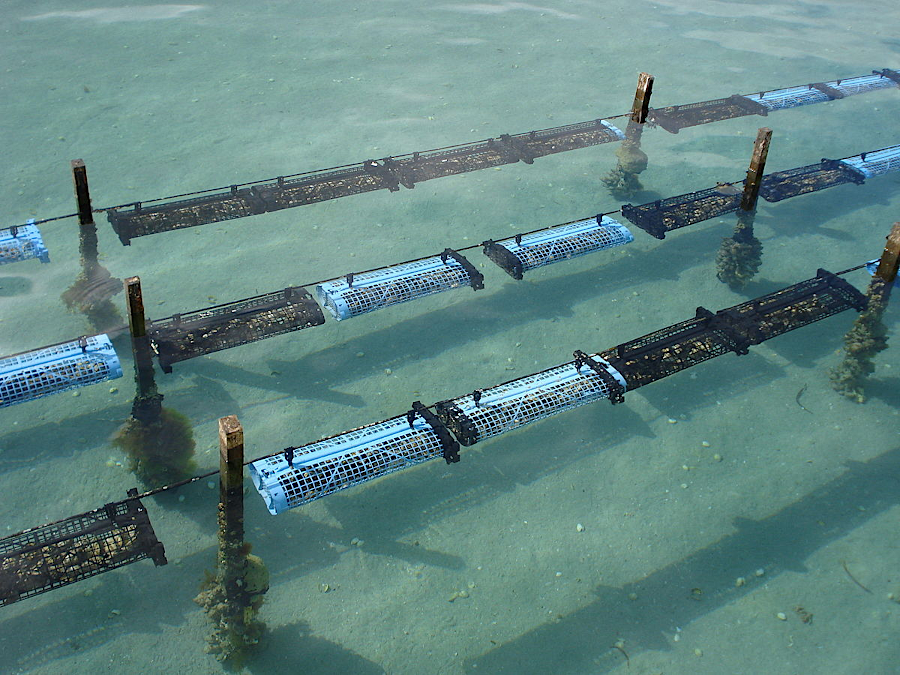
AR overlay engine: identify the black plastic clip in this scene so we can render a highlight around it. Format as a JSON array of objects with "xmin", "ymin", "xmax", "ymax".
[
  {"xmin": 441, "ymin": 248, "xmax": 485, "ymax": 290},
  {"xmin": 572, "ymin": 349, "xmax": 625, "ymax": 404},
  {"xmin": 346, "ymin": 272, "xmax": 354, "ymax": 288},
  {"xmin": 409, "ymin": 401, "xmax": 460, "ymax": 464}
]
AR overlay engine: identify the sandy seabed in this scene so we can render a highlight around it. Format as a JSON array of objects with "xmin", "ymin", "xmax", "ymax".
[{"xmin": 1, "ymin": 2, "xmax": 899, "ymax": 673}]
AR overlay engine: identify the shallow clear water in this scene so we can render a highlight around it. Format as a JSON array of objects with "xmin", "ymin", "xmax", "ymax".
[{"xmin": 1, "ymin": 1, "xmax": 899, "ymax": 673}]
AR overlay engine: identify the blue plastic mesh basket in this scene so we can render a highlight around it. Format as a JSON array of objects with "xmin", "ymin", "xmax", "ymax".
[
  {"xmin": 0, "ymin": 334, "xmax": 122, "ymax": 408},
  {"xmin": 249, "ymin": 414, "xmax": 446, "ymax": 514},
  {"xmin": 484, "ymin": 216, "xmax": 634, "ymax": 279},
  {"xmin": 315, "ymin": 250, "xmax": 483, "ymax": 321},
  {"xmin": 437, "ymin": 354, "xmax": 626, "ymax": 444},
  {"xmin": 839, "ymin": 144, "xmax": 900, "ymax": 179},
  {"xmin": 0, "ymin": 220, "xmax": 50, "ymax": 266},
  {"xmin": 828, "ymin": 73, "xmax": 898, "ymax": 97},
  {"xmin": 743, "ymin": 85, "xmax": 831, "ymax": 111}
]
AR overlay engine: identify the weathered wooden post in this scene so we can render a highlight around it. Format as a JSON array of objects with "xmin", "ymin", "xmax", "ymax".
[
  {"xmin": 196, "ymin": 416, "xmax": 269, "ymax": 665},
  {"xmin": 112, "ymin": 276, "xmax": 196, "ymax": 487},
  {"xmin": 61, "ymin": 159, "xmax": 122, "ymax": 331},
  {"xmin": 830, "ymin": 222, "xmax": 900, "ymax": 402},
  {"xmin": 716, "ymin": 127, "xmax": 771, "ymax": 288},
  {"xmin": 603, "ymin": 72, "xmax": 654, "ymax": 199}
]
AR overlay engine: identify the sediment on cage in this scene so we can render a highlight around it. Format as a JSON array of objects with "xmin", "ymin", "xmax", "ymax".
[
  {"xmin": 0, "ymin": 490, "xmax": 166, "ymax": 607},
  {"xmin": 148, "ymin": 287, "xmax": 325, "ymax": 373}
]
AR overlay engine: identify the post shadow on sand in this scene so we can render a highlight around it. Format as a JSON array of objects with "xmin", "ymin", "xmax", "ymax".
[{"xmin": 464, "ymin": 445, "xmax": 900, "ymax": 674}]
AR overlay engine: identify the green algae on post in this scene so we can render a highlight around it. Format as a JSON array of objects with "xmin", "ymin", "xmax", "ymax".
[{"xmin": 196, "ymin": 416, "xmax": 269, "ymax": 665}]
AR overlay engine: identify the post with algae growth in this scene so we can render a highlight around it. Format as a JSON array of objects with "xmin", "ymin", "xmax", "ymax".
[
  {"xmin": 111, "ymin": 276, "xmax": 197, "ymax": 486},
  {"xmin": 830, "ymin": 221, "xmax": 900, "ymax": 402},
  {"xmin": 196, "ymin": 415, "xmax": 270, "ymax": 664},
  {"xmin": 716, "ymin": 127, "xmax": 771, "ymax": 288},
  {"xmin": 60, "ymin": 159, "xmax": 123, "ymax": 332},
  {"xmin": 602, "ymin": 72, "xmax": 653, "ymax": 199}
]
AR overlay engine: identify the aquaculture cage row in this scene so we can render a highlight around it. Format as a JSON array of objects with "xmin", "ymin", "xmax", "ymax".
[
  {"xmin": 4, "ymin": 132, "xmax": 895, "ymax": 408},
  {"xmin": 0, "ymin": 260, "xmax": 878, "ymax": 605},
  {"xmin": 105, "ymin": 120, "xmax": 626, "ymax": 243},
  {"xmin": 647, "ymin": 69, "xmax": 899, "ymax": 133},
  {"xmin": 0, "ymin": 490, "xmax": 166, "ymax": 606},
  {"xmin": 621, "ymin": 144, "xmax": 900, "ymax": 239},
  {"xmin": 96, "ymin": 68, "xmax": 899, "ymax": 244},
  {"xmin": 249, "ymin": 268, "xmax": 866, "ymax": 514}
]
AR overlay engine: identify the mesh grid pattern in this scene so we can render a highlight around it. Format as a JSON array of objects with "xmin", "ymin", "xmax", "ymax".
[
  {"xmin": 491, "ymin": 217, "xmax": 633, "ymax": 275},
  {"xmin": 316, "ymin": 255, "xmax": 475, "ymax": 321},
  {"xmin": 828, "ymin": 74, "xmax": 898, "ymax": 97},
  {"xmin": 758, "ymin": 161, "xmax": 863, "ymax": 203},
  {"xmin": 0, "ymin": 335, "xmax": 122, "ymax": 408},
  {"xmin": 840, "ymin": 145, "xmax": 900, "ymax": 179},
  {"xmin": 437, "ymin": 357, "xmax": 616, "ymax": 444},
  {"xmin": 744, "ymin": 86, "xmax": 832, "ymax": 110},
  {"xmin": 0, "ymin": 223, "xmax": 49, "ymax": 265},
  {"xmin": 621, "ymin": 188, "xmax": 742, "ymax": 239},
  {"xmin": 649, "ymin": 95, "xmax": 768, "ymax": 132},
  {"xmin": 0, "ymin": 498, "xmax": 165, "ymax": 606},
  {"xmin": 149, "ymin": 287, "xmax": 324, "ymax": 371},
  {"xmin": 249, "ymin": 416, "xmax": 445, "ymax": 513},
  {"xmin": 106, "ymin": 120, "xmax": 624, "ymax": 241}
]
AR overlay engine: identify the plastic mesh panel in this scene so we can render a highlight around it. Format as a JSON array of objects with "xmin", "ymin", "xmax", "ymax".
[
  {"xmin": 0, "ymin": 221, "xmax": 50, "ymax": 265},
  {"xmin": 0, "ymin": 335, "xmax": 122, "ymax": 408},
  {"xmin": 149, "ymin": 287, "xmax": 325, "ymax": 372},
  {"xmin": 0, "ymin": 495, "xmax": 166, "ymax": 606},
  {"xmin": 315, "ymin": 252, "xmax": 480, "ymax": 321},
  {"xmin": 743, "ymin": 85, "xmax": 832, "ymax": 110},
  {"xmin": 105, "ymin": 120, "xmax": 624, "ymax": 242},
  {"xmin": 621, "ymin": 187, "xmax": 743, "ymax": 239},
  {"xmin": 839, "ymin": 144, "xmax": 900, "ymax": 179},
  {"xmin": 249, "ymin": 415, "xmax": 445, "ymax": 514},
  {"xmin": 758, "ymin": 160, "xmax": 865, "ymax": 203},
  {"xmin": 828, "ymin": 73, "xmax": 898, "ymax": 96},
  {"xmin": 600, "ymin": 269, "xmax": 865, "ymax": 390},
  {"xmin": 435, "ymin": 356, "xmax": 618, "ymax": 445},
  {"xmin": 483, "ymin": 216, "xmax": 634, "ymax": 279},
  {"xmin": 648, "ymin": 95, "xmax": 768, "ymax": 133}
]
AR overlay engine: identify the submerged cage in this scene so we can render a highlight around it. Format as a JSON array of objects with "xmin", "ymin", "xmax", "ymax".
[
  {"xmin": 0, "ymin": 220, "xmax": 50, "ymax": 265},
  {"xmin": 149, "ymin": 286, "xmax": 325, "ymax": 372},
  {"xmin": 315, "ymin": 249, "xmax": 483, "ymax": 321},
  {"xmin": 599, "ymin": 269, "xmax": 866, "ymax": 390},
  {"xmin": 106, "ymin": 120, "xmax": 625, "ymax": 243},
  {"xmin": 0, "ymin": 334, "xmax": 122, "ymax": 408},
  {"xmin": 621, "ymin": 187, "xmax": 743, "ymax": 240},
  {"xmin": 249, "ymin": 412, "xmax": 457, "ymax": 514},
  {"xmin": 482, "ymin": 216, "xmax": 634, "ymax": 279},
  {"xmin": 435, "ymin": 354, "xmax": 626, "ymax": 446},
  {"xmin": 0, "ymin": 491, "xmax": 166, "ymax": 606}
]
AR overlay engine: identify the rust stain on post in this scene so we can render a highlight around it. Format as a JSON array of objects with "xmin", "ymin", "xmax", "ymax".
[
  {"xmin": 218, "ymin": 415, "xmax": 245, "ymax": 603},
  {"xmin": 125, "ymin": 277, "xmax": 147, "ymax": 339},
  {"xmin": 741, "ymin": 128, "xmax": 772, "ymax": 212},
  {"xmin": 874, "ymin": 222, "xmax": 900, "ymax": 284},
  {"xmin": 630, "ymin": 72, "xmax": 654, "ymax": 124}
]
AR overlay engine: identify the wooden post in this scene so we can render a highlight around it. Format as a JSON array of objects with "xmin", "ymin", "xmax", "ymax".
[
  {"xmin": 630, "ymin": 72, "xmax": 654, "ymax": 124},
  {"xmin": 740, "ymin": 128, "xmax": 772, "ymax": 212},
  {"xmin": 218, "ymin": 415, "xmax": 245, "ymax": 604},
  {"xmin": 124, "ymin": 276, "xmax": 162, "ymax": 423},
  {"xmin": 874, "ymin": 222, "xmax": 900, "ymax": 285},
  {"xmin": 71, "ymin": 159, "xmax": 94, "ymax": 226}
]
